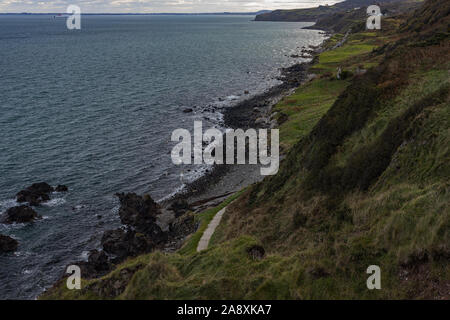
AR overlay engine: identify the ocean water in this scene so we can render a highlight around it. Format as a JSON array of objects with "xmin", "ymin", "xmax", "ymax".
[{"xmin": 0, "ymin": 14, "xmax": 324, "ymax": 299}]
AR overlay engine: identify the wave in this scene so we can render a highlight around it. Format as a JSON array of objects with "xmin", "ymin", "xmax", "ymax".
[
  {"xmin": 42, "ymin": 198, "xmax": 66, "ymax": 207},
  {"xmin": 0, "ymin": 198, "xmax": 19, "ymax": 214}
]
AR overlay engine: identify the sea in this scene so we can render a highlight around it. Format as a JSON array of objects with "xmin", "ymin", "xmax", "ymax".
[{"xmin": 0, "ymin": 14, "xmax": 325, "ymax": 299}]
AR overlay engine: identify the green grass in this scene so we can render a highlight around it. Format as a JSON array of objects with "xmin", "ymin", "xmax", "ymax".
[
  {"xmin": 314, "ymin": 43, "xmax": 377, "ymax": 72},
  {"xmin": 274, "ymin": 79, "xmax": 349, "ymax": 150},
  {"xmin": 313, "ymin": 32, "xmax": 382, "ymax": 75},
  {"xmin": 272, "ymin": 32, "xmax": 385, "ymax": 151},
  {"xmin": 330, "ymin": 67, "xmax": 450, "ymax": 170}
]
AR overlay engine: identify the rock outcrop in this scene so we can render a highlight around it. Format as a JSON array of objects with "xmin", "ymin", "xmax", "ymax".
[
  {"xmin": 168, "ymin": 199, "xmax": 191, "ymax": 218},
  {"xmin": 16, "ymin": 182, "xmax": 68, "ymax": 206},
  {"xmin": 0, "ymin": 235, "xmax": 18, "ymax": 253},
  {"xmin": 115, "ymin": 193, "xmax": 164, "ymax": 236},
  {"xmin": 101, "ymin": 228, "xmax": 157, "ymax": 263},
  {"xmin": 80, "ymin": 193, "xmax": 170, "ymax": 278},
  {"xmin": 16, "ymin": 182, "xmax": 53, "ymax": 206}
]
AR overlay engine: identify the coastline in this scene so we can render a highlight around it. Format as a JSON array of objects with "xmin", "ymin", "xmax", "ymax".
[
  {"xmin": 39, "ymin": 29, "xmax": 328, "ymax": 297},
  {"xmin": 36, "ymin": 0, "xmax": 450, "ymax": 301},
  {"xmin": 167, "ymin": 50, "xmax": 321, "ymax": 210}
]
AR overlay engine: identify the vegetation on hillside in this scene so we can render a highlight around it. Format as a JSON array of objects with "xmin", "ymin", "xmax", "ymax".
[{"xmin": 254, "ymin": 0, "xmax": 412, "ymax": 25}]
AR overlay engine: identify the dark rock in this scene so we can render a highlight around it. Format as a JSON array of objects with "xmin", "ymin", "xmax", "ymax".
[
  {"xmin": 0, "ymin": 234, "xmax": 18, "ymax": 253},
  {"xmin": 88, "ymin": 250, "xmax": 110, "ymax": 272},
  {"xmin": 28, "ymin": 182, "xmax": 54, "ymax": 194},
  {"xmin": 16, "ymin": 182, "xmax": 54, "ymax": 206},
  {"xmin": 244, "ymin": 90, "xmax": 250, "ymax": 94},
  {"xmin": 101, "ymin": 228, "xmax": 157, "ymax": 263},
  {"xmin": 247, "ymin": 245, "xmax": 265, "ymax": 260},
  {"xmin": 101, "ymin": 229, "xmax": 129, "ymax": 259},
  {"xmin": 1, "ymin": 205, "xmax": 40, "ymax": 224},
  {"xmin": 55, "ymin": 185, "xmax": 68, "ymax": 192},
  {"xmin": 183, "ymin": 108, "xmax": 193, "ymax": 113},
  {"xmin": 115, "ymin": 193, "xmax": 165, "ymax": 237},
  {"xmin": 168, "ymin": 199, "xmax": 191, "ymax": 218},
  {"xmin": 76, "ymin": 250, "xmax": 112, "ymax": 279}
]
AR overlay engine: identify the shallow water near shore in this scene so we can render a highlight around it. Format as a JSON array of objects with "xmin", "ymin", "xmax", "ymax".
[{"xmin": 0, "ymin": 14, "xmax": 324, "ymax": 299}]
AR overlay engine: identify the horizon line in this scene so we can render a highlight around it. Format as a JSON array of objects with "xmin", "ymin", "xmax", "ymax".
[{"xmin": 0, "ymin": 11, "xmax": 272, "ymax": 15}]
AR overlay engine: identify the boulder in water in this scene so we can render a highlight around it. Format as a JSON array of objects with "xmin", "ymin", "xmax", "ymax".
[
  {"xmin": 115, "ymin": 193, "xmax": 163, "ymax": 235},
  {"xmin": 16, "ymin": 182, "xmax": 54, "ymax": 206},
  {"xmin": 0, "ymin": 235, "xmax": 18, "ymax": 253}
]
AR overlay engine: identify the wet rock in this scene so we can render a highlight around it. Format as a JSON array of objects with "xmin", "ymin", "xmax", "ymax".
[
  {"xmin": 77, "ymin": 249, "xmax": 112, "ymax": 279},
  {"xmin": 88, "ymin": 250, "xmax": 110, "ymax": 272},
  {"xmin": 115, "ymin": 193, "xmax": 163, "ymax": 235},
  {"xmin": 0, "ymin": 234, "xmax": 18, "ymax": 253},
  {"xmin": 168, "ymin": 200, "xmax": 191, "ymax": 218},
  {"xmin": 28, "ymin": 182, "xmax": 54, "ymax": 193},
  {"xmin": 101, "ymin": 228, "xmax": 157, "ymax": 263},
  {"xmin": 247, "ymin": 245, "xmax": 265, "ymax": 261},
  {"xmin": 16, "ymin": 182, "xmax": 54, "ymax": 206},
  {"xmin": 1, "ymin": 205, "xmax": 40, "ymax": 224},
  {"xmin": 183, "ymin": 108, "xmax": 193, "ymax": 113},
  {"xmin": 55, "ymin": 185, "xmax": 68, "ymax": 192}
]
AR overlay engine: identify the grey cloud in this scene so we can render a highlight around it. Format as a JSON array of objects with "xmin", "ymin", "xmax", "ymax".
[{"xmin": 0, "ymin": 0, "xmax": 341, "ymax": 13}]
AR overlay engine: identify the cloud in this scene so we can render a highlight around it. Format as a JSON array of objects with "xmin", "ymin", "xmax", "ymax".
[{"xmin": 0, "ymin": 0, "xmax": 342, "ymax": 13}]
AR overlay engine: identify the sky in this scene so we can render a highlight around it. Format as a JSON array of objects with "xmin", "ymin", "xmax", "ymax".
[{"xmin": 0, "ymin": 0, "xmax": 343, "ymax": 13}]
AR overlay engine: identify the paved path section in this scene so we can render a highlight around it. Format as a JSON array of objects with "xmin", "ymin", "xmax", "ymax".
[{"xmin": 197, "ymin": 207, "xmax": 226, "ymax": 252}]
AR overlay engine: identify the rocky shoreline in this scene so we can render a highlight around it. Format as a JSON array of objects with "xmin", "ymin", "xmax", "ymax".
[
  {"xmin": 168, "ymin": 54, "xmax": 320, "ymax": 204},
  {"xmin": 67, "ymin": 43, "xmax": 323, "ymax": 279}
]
